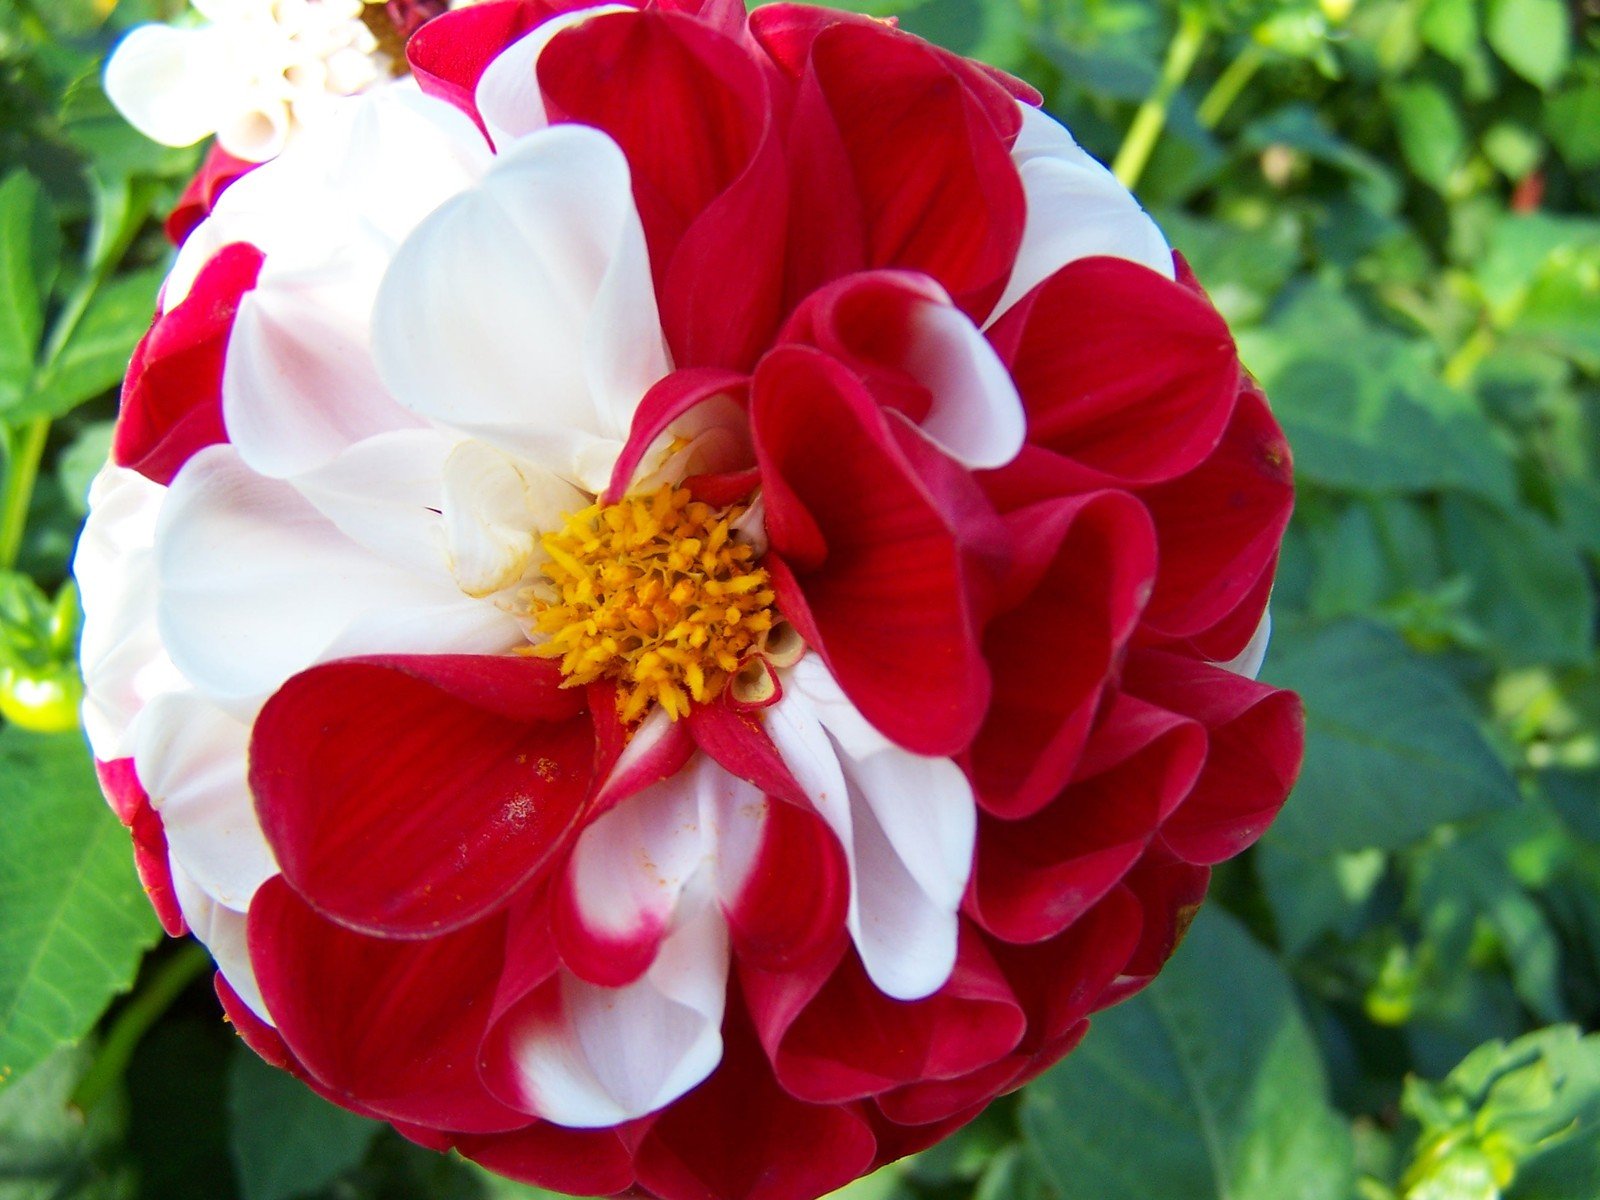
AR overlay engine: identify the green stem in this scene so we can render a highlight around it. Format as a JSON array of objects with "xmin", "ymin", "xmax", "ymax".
[
  {"xmin": 0, "ymin": 418, "xmax": 50, "ymax": 572},
  {"xmin": 1196, "ymin": 41, "xmax": 1265, "ymax": 129},
  {"xmin": 1111, "ymin": 6, "xmax": 1210, "ymax": 190},
  {"xmin": 70, "ymin": 942, "xmax": 212, "ymax": 1117}
]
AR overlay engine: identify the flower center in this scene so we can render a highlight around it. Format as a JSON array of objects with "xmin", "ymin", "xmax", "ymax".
[{"xmin": 529, "ymin": 484, "xmax": 777, "ymax": 722}]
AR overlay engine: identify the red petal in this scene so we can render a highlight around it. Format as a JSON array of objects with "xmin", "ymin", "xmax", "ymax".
[
  {"xmin": 95, "ymin": 758, "xmax": 185, "ymax": 936},
  {"xmin": 967, "ymin": 694, "xmax": 1204, "ymax": 943},
  {"xmin": 456, "ymin": 1124, "xmax": 638, "ymax": 1196},
  {"xmin": 990, "ymin": 256, "xmax": 1241, "ymax": 486},
  {"xmin": 1099, "ymin": 853, "xmax": 1211, "ymax": 1006},
  {"xmin": 248, "ymin": 875, "xmax": 530, "ymax": 1133},
  {"xmin": 1123, "ymin": 650, "xmax": 1304, "ymax": 865},
  {"xmin": 605, "ymin": 368, "xmax": 749, "ymax": 503},
  {"xmin": 970, "ymin": 492, "xmax": 1156, "ymax": 819},
  {"xmin": 165, "ymin": 144, "xmax": 254, "ymax": 245},
  {"xmin": 742, "ymin": 925, "xmax": 1024, "ymax": 1105},
  {"xmin": 250, "ymin": 655, "xmax": 595, "ymax": 938},
  {"xmin": 1138, "ymin": 380, "xmax": 1294, "ymax": 641},
  {"xmin": 113, "ymin": 243, "xmax": 262, "ymax": 486},
  {"xmin": 406, "ymin": 0, "xmax": 577, "ymax": 135},
  {"xmin": 633, "ymin": 996, "xmax": 877, "ymax": 1200},
  {"xmin": 752, "ymin": 346, "xmax": 995, "ymax": 756},
  {"xmin": 723, "ymin": 797, "xmax": 849, "ymax": 970},
  {"xmin": 539, "ymin": 10, "xmax": 788, "ymax": 369},
  {"xmin": 777, "ymin": 19, "xmax": 1025, "ymax": 321}
]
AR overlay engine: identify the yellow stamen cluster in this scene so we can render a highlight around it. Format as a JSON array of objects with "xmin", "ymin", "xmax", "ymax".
[{"xmin": 529, "ymin": 485, "xmax": 776, "ymax": 722}]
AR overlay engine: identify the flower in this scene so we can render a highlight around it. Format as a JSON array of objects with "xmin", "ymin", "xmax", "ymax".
[{"xmin": 78, "ymin": 2, "xmax": 1304, "ymax": 1197}]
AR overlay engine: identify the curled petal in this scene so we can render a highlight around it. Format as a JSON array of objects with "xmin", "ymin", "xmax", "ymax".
[
  {"xmin": 752, "ymin": 346, "xmax": 996, "ymax": 756},
  {"xmin": 989, "ymin": 255, "xmax": 1240, "ymax": 486},
  {"xmin": 967, "ymin": 694, "xmax": 1205, "ymax": 944},
  {"xmin": 971, "ymin": 492, "xmax": 1156, "ymax": 819}
]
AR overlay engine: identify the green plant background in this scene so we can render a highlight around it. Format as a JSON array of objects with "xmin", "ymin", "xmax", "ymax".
[{"xmin": 2, "ymin": 0, "xmax": 1599, "ymax": 1196}]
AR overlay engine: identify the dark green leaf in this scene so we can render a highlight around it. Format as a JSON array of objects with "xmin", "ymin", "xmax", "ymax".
[
  {"xmin": 1261, "ymin": 620, "xmax": 1518, "ymax": 854},
  {"xmin": 0, "ymin": 729, "xmax": 161, "ymax": 1092},
  {"xmin": 0, "ymin": 1044, "xmax": 134, "ymax": 1200},
  {"xmin": 21, "ymin": 267, "xmax": 162, "ymax": 422},
  {"xmin": 228, "ymin": 1046, "xmax": 383, "ymax": 1200},
  {"xmin": 1439, "ymin": 495, "xmax": 1596, "ymax": 668},
  {"xmin": 0, "ymin": 173, "xmax": 61, "ymax": 409},
  {"xmin": 1019, "ymin": 908, "xmax": 1354, "ymax": 1200}
]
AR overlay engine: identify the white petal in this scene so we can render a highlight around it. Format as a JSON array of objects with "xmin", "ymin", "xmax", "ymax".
[
  {"xmin": 171, "ymin": 82, "xmax": 490, "ymax": 476},
  {"xmin": 373, "ymin": 123, "xmax": 668, "ymax": 490},
  {"xmin": 1217, "ymin": 608, "xmax": 1272, "ymax": 680},
  {"xmin": 475, "ymin": 5, "xmax": 632, "ymax": 148},
  {"xmin": 291, "ymin": 428, "xmax": 460, "ymax": 578},
  {"xmin": 75, "ymin": 466, "xmax": 188, "ymax": 760},
  {"xmin": 505, "ymin": 892, "xmax": 728, "ymax": 1126},
  {"xmin": 990, "ymin": 104, "xmax": 1173, "ymax": 323},
  {"xmin": 440, "ymin": 440, "xmax": 586, "ymax": 598},
  {"xmin": 223, "ymin": 246, "xmax": 425, "ymax": 478},
  {"xmin": 173, "ymin": 861, "xmax": 271, "ymax": 1023},
  {"xmin": 904, "ymin": 297, "xmax": 1025, "ymax": 469},
  {"xmin": 156, "ymin": 446, "xmax": 520, "ymax": 712},
  {"xmin": 565, "ymin": 756, "xmax": 744, "ymax": 945},
  {"xmin": 770, "ymin": 658, "xmax": 976, "ymax": 1001},
  {"xmin": 134, "ymin": 691, "xmax": 276, "ymax": 910},
  {"xmin": 104, "ymin": 25, "xmax": 238, "ymax": 149}
]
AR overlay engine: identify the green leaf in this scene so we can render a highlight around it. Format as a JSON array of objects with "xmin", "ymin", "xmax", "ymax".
[
  {"xmin": 1260, "ymin": 620, "xmax": 1518, "ymax": 855},
  {"xmin": 0, "ymin": 1044, "xmax": 134, "ymax": 1200},
  {"xmin": 1484, "ymin": 0, "xmax": 1571, "ymax": 88},
  {"xmin": 1545, "ymin": 83, "xmax": 1600, "ymax": 168},
  {"xmin": 1240, "ymin": 287, "xmax": 1516, "ymax": 503},
  {"xmin": 1439, "ymin": 495, "xmax": 1597, "ymax": 667},
  {"xmin": 20, "ymin": 266, "xmax": 162, "ymax": 421},
  {"xmin": 227, "ymin": 1047, "xmax": 383, "ymax": 1200},
  {"xmin": 1018, "ymin": 908, "xmax": 1354, "ymax": 1200},
  {"xmin": 0, "ymin": 173, "xmax": 61, "ymax": 410},
  {"xmin": 0, "ymin": 729, "xmax": 161, "ymax": 1092},
  {"xmin": 1389, "ymin": 82, "xmax": 1468, "ymax": 192}
]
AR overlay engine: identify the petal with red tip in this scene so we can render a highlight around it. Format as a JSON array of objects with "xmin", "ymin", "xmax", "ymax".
[
  {"xmin": 250, "ymin": 655, "xmax": 594, "ymax": 937},
  {"xmin": 113, "ymin": 242, "xmax": 261, "ymax": 486},
  {"xmin": 778, "ymin": 270, "xmax": 1023, "ymax": 469},
  {"xmin": 95, "ymin": 758, "xmax": 185, "ymax": 936}
]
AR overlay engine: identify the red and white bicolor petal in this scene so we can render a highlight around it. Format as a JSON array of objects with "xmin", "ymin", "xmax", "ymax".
[
  {"xmin": 172, "ymin": 83, "xmax": 492, "ymax": 479},
  {"xmin": 989, "ymin": 103, "xmax": 1173, "ymax": 320},
  {"xmin": 76, "ymin": 466, "xmax": 188, "ymax": 760},
  {"xmin": 766, "ymin": 656, "xmax": 977, "ymax": 1001}
]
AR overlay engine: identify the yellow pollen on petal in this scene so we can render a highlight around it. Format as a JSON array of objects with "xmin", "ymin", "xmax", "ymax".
[{"xmin": 527, "ymin": 484, "xmax": 776, "ymax": 721}]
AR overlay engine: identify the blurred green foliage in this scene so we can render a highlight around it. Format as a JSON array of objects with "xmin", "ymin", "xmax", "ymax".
[{"xmin": 0, "ymin": 0, "xmax": 1598, "ymax": 1195}]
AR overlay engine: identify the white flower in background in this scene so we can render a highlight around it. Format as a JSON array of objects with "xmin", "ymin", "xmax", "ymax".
[{"xmin": 104, "ymin": 0, "xmax": 394, "ymax": 162}]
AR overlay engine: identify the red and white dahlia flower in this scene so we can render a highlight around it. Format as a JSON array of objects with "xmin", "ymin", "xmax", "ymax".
[{"xmin": 79, "ymin": 1, "xmax": 1303, "ymax": 1195}]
